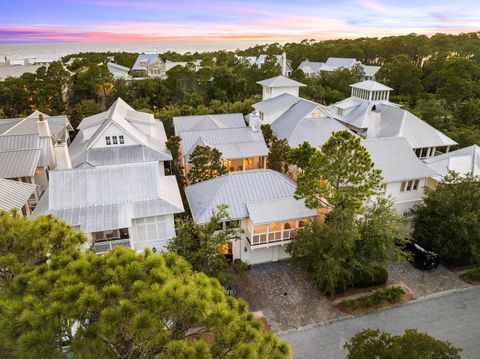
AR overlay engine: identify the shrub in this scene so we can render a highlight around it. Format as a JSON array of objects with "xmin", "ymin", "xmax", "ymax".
[
  {"xmin": 232, "ymin": 258, "xmax": 249, "ymax": 274},
  {"xmin": 341, "ymin": 287, "xmax": 405, "ymax": 311},
  {"xmin": 352, "ymin": 266, "xmax": 388, "ymax": 288}
]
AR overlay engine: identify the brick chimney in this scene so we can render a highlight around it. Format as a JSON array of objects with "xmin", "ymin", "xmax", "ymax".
[{"xmin": 53, "ymin": 140, "xmax": 72, "ymax": 169}]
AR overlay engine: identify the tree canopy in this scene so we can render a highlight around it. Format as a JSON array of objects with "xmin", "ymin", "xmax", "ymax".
[
  {"xmin": 187, "ymin": 145, "xmax": 226, "ymax": 184},
  {"xmin": 344, "ymin": 328, "xmax": 462, "ymax": 359},
  {"xmin": 413, "ymin": 172, "xmax": 480, "ymax": 266}
]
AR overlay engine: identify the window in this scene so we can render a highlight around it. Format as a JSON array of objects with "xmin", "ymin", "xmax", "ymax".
[
  {"xmin": 134, "ymin": 216, "xmax": 168, "ymax": 244},
  {"xmin": 105, "ymin": 136, "xmax": 111, "ymax": 145},
  {"xmin": 413, "ymin": 179, "xmax": 420, "ymax": 190},
  {"xmin": 401, "ymin": 180, "xmax": 420, "ymax": 192},
  {"xmin": 112, "ymin": 136, "xmax": 118, "ymax": 145},
  {"xmin": 119, "ymin": 135, "xmax": 124, "ymax": 144}
]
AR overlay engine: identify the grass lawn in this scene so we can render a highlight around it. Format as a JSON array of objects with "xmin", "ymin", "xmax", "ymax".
[
  {"xmin": 338, "ymin": 286, "xmax": 408, "ymax": 314},
  {"xmin": 460, "ymin": 268, "xmax": 480, "ymax": 285}
]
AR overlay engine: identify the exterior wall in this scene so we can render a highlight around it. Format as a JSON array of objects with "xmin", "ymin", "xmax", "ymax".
[
  {"xmin": 130, "ymin": 214, "xmax": 176, "ymax": 252},
  {"xmin": 262, "ymin": 86, "xmax": 299, "ymax": 101},
  {"xmin": 262, "ymin": 108, "xmax": 290, "ymax": 125},
  {"xmin": 33, "ymin": 168, "xmax": 49, "ymax": 197},
  {"xmin": 381, "ymin": 179, "xmax": 427, "ymax": 215},
  {"xmin": 91, "ymin": 123, "xmax": 139, "ymax": 148}
]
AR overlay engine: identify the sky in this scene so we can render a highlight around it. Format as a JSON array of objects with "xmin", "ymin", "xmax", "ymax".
[{"xmin": 1, "ymin": 0, "xmax": 479, "ymax": 44}]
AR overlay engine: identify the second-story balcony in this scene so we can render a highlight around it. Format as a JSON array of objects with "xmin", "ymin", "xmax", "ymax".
[{"xmin": 91, "ymin": 228, "xmax": 131, "ymax": 254}]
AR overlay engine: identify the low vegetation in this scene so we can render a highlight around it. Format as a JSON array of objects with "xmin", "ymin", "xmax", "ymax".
[
  {"xmin": 459, "ymin": 268, "xmax": 480, "ymax": 285},
  {"xmin": 339, "ymin": 287, "xmax": 405, "ymax": 313},
  {"xmin": 345, "ymin": 328, "xmax": 462, "ymax": 358}
]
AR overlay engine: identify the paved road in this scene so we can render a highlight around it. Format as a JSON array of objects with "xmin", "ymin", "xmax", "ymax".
[{"xmin": 280, "ymin": 287, "xmax": 480, "ymax": 359}]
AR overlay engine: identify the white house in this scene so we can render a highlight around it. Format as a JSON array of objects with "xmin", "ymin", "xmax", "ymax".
[
  {"xmin": 362, "ymin": 137, "xmax": 438, "ymax": 217},
  {"xmin": 0, "ymin": 111, "xmax": 73, "ymax": 209},
  {"xmin": 297, "ymin": 57, "xmax": 381, "ymax": 80},
  {"xmin": 256, "ymin": 75, "xmax": 306, "ymax": 102},
  {"xmin": 68, "ymin": 98, "xmax": 172, "ymax": 170},
  {"xmin": 237, "ymin": 53, "xmax": 292, "ymax": 76},
  {"xmin": 329, "ymin": 80, "xmax": 457, "ymax": 158},
  {"xmin": 131, "ymin": 54, "xmax": 165, "ymax": 78},
  {"xmin": 33, "ymin": 161, "xmax": 184, "ymax": 254},
  {"xmin": 178, "ymin": 126, "xmax": 269, "ymax": 176},
  {"xmin": 423, "ymin": 145, "xmax": 480, "ymax": 183},
  {"xmin": 107, "ymin": 62, "xmax": 131, "ymax": 80},
  {"xmin": 185, "ymin": 170, "xmax": 324, "ymax": 265}
]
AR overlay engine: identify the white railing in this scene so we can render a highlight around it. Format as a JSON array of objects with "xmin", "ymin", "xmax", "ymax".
[
  {"xmin": 248, "ymin": 228, "xmax": 297, "ymax": 246},
  {"xmin": 93, "ymin": 238, "xmax": 131, "ymax": 254}
]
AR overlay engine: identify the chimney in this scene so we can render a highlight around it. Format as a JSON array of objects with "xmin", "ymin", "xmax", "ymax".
[
  {"xmin": 53, "ymin": 140, "xmax": 72, "ymax": 169},
  {"xmin": 366, "ymin": 107, "xmax": 382, "ymax": 138},
  {"xmin": 282, "ymin": 52, "xmax": 287, "ymax": 76},
  {"xmin": 249, "ymin": 114, "xmax": 261, "ymax": 132},
  {"xmin": 37, "ymin": 114, "xmax": 51, "ymax": 138}
]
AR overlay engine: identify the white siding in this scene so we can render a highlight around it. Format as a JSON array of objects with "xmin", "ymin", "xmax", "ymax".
[
  {"xmin": 91, "ymin": 123, "xmax": 139, "ymax": 148},
  {"xmin": 262, "ymin": 86, "xmax": 299, "ymax": 100}
]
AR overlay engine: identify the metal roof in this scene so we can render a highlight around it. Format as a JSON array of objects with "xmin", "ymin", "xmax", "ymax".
[
  {"xmin": 252, "ymin": 93, "xmax": 300, "ymax": 114},
  {"xmin": 107, "ymin": 62, "xmax": 130, "ymax": 72},
  {"xmin": 185, "ymin": 169, "xmax": 304, "ymax": 224},
  {"xmin": 362, "ymin": 137, "xmax": 438, "ymax": 183},
  {"xmin": 0, "ymin": 118, "xmax": 23, "ymax": 135},
  {"xmin": 350, "ymin": 80, "xmax": 393, "ymax": 91},
  {"xmin": 173, "ymin": 113, "xmax": 245, "ymax": 136},
  {"xmin": 325, "ymin": 57, "xmax": 357, "ymax": 68},
  {"xmin": 180, "ymin": 127, "xmax": 268, "ymax": 160},
  {"xmin": 423, "ymin": 145, "xmax": 480, "ymax": 180},
  {"xmin": 257, "ymin": 76, "xmax": 305, "ymax": 88},
  {"xmin": 0, "ymin": 178, "xmax": 37, "ymax": 211},
  {"xmin": 0, "ymin": 149, "xmax": 41, "ymax": 178},
  {"xmin": 297, "ymin": 60, "xmax": 324, "ymax": 74},
  {"xmin": 246, "ymin": 197, "xmax": 317, "ymax": 225},
  {"xmin": 376, "ymin": 106, "xmax": 457, "ymax": 149},
  {"xmin": 71, "ymin": 144, "xmax": 171, "ymax": 168},
  {"xmin": 361, "ymin": 65, "xmax": 381, "ymax": 78},
  {"xmin": 33, "ymin": 162, "xmax": 184, "ymax": 233},
  {"xmin": 131, "ymin": 54, "xmax": 162, "ymax": 71},
  {"xmin": 0, "ymin": 134, "xmax": 53, "ymax": 167},
  {"xmin": 2, "ymin": 111, "xmax": 71, "ymax": 138}
]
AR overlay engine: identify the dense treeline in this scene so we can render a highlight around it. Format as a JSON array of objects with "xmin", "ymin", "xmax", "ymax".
[{"xmin": 0, "ymin": 32, "xmax": 479, "ymax": 143}]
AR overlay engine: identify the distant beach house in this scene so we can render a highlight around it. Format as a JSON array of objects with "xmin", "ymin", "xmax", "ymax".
[
  {"xmin": 237, "ymin": 52, "xmax": 292, "ymax": 76},
  {"xmin": 297, "ymin": 57, "xmax": 381, "ymax": 80},
  {"xmin": 131, "ymin": 54, "xmax": 165, "ymax": 78},
  {"xmin": 107, "ymin": 62, "xmax": 131, "ymax": 80}
]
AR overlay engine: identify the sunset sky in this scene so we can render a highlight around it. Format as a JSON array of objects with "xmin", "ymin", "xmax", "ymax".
[{"xmin": 1, "ymin": 0, "xmax": 479, "ymax": 43}]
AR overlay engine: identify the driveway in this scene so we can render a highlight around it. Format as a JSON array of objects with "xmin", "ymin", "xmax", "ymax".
[
  {"xmin": 387, "ymin": 262, "xmax": 470, "ymax": 298},
  {"xmin": 235, "ymin": 261, "xmax": 343, "ymax": 332},
  {"xmin": 281, "ymin": 287, "xmax": 480, "ymax": 359}
]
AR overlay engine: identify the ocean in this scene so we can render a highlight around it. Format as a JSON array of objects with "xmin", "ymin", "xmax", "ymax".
[{"xmin": 0, "ymin": 41, "xmax": 274, "ymax": 59}]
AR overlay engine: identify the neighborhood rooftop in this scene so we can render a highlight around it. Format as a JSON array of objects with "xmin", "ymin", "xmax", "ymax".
[
  {"xmin": 257, "ymin": 76, "xmax": 306, "ymax": 88},
  {"xmin": 180, "ymin": 127, "xmax": 268, "ymax": 160},
  {"xmin": 0, "ymin": 178, "xmax": 37, "ymax": 211},
  {"xmin": 424, "ymin": 145, "xmax": 480, "ymax": 179},
  {"xmin": 34, "ymin": 161, "xmax": 184, "ymax": 233},
  {"xmin": 185, "ymin": 169, "xmax": 316, "ymax": 224},
  {"xmin": 173, "ymin": 113, "xmax": 245, "ymax": 136}
]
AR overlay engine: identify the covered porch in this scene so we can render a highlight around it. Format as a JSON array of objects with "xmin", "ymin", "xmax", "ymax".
[
  {"xmin": 244, "ymin": 197, "xmax": 320, "ymax": 249},
  {"xmin": 223, "ymin": 156, "xmax": 267, "ymax": 172}
]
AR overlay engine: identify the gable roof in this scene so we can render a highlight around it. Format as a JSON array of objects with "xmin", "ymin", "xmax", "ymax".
[
  {"xmin": 252, "ymin": 93, "xmax": 300, "ymax": 114},
  {"xmin": 325, "ymin": 57, "xmax": 357, "ymax": 68},
  {"xmin": 361, "ymin": 65, "xmax": 381, "ymax": 78},
  {"xmin": 173, "ymin": 113, "xmax": 245, "ymax": 136},
  {"xmin": 70, "ymin": 98, "xmax": 172, "ymax": 167},
  {"xmin": 362, "ymin": 137, "xmax": 438, "ymax": 183},
  {"xmin": 180, "ymin": 127, "xmax": 268, "ymax": 161},
  {"xmin": 1, "ymin": 111, "xmax": 71, "ymax": 138},
  {"xmin": 0, "ymin": 178, "xmax": 37, "ymax": 211},
  {"xmin": 107, "ymin": 62, "xmax": 130, "ymax": 72},
  {"xmin": 423, "ymin": 145, "xmax": 480, "ymax": 180},
  {"xmin": 271, "ymin": 99, "xmax": 354, "ymax": 148},
  {"xmin": 376, "ymin": 106, "xmax": 457, "ymax": 149},
  {"xmin": 33, "ymin": 162, "xmax": 184, "ymax": 233},
  {"xmin": 257, "ymin": 76, "xmax": 305, "ymax": 88},
  {"xmin": 185, "ymin": 169, "xmax": 315, "ymax": 224},
  {"xmin": 297, "ymin": 60, "xmax": 324, "ymax": 74}
]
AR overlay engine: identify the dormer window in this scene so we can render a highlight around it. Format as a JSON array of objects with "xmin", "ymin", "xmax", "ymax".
[{"xmin": 105, "ymin": 136, "xmax": 111, "ymax": 145}]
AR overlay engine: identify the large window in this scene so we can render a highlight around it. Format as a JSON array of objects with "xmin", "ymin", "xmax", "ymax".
[
  {"xmin": 400, "ymin": 180, "xmax": 421, "ymax": 192},
  {"xmin": 92, "ymin": 228, "xmax": 129, "ymax": 242},
  {"xmin": 134, "ymin": 216, "xmax": 168, "ymax": 244}
]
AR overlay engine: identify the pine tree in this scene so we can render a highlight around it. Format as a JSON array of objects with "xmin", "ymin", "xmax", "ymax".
[{"xmin": 187, "ymin": 145, "xmax": 226, "ymax": 184}]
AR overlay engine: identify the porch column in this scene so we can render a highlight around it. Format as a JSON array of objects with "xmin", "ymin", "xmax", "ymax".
[
  {"xmin": 31, "ymin": 176, "xmax": 39, "ymax": 201},
  {"xmin": 263, "ymin": 157, "xmax": 267, "ymax": 169},
  {"xmin": 446, "ymin": 146, "xmax": 450, "ymax": 153},
  {"xmin": 242, "ymin": 158, "xmax": 246, "ymax": 171}
]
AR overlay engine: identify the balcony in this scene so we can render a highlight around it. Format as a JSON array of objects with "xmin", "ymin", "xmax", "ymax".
[
  {"xmin": 91, "ymin": 228, "xmax": 131, "ymax": 254},
  {"xmin": 248, "ymin": 228, "xmax": 297, "ymax": 246}
]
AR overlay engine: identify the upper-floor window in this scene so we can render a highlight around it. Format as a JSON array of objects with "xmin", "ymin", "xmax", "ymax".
[
  {"xmin": 400, "ymin": 179, "xmax": 420, "ymax": 192},
  {"xmin": 105, "ymin": 136, "xmax": 111, "ymax": 145},
  {"xmin": 119, "ymin": 135, "xmax": 125, "ymax": 144},
  {"xmin": 414, "ymin": 147, "xmax": 429, "ymax": 158},
  {"xmin": 112, "ymin": 136, "xmax": 118, "ymax": 145}
]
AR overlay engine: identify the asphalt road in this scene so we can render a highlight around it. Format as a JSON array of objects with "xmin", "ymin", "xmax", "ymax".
[{"xmin": 280, "ymin": 287, "xmax": 480, "ymax": 359}]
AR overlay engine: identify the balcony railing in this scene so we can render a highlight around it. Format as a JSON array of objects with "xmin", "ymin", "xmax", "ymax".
[
  {"xmin": 93, "ymin": 238, "xmax": 131, "ymax": 254},
  {"xmin": 248, "ymin": 228, "xmax": 297, "ymax": 246}
]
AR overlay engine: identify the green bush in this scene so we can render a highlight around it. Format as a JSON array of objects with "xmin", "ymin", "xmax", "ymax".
[
  {"xmin": 232, "ymin": 258, "xmax": 249, "ymax": 274},
  {"xmin": 341, "ymin": 287, "xmax": 405, "ymax": 311},
  {"xmin": 352, "ymin": 266, "xmax": 389, "ymax": 288},
  {"xmin": 460, "ymin": 268, "xmax": 480, "ymax": 284}
]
